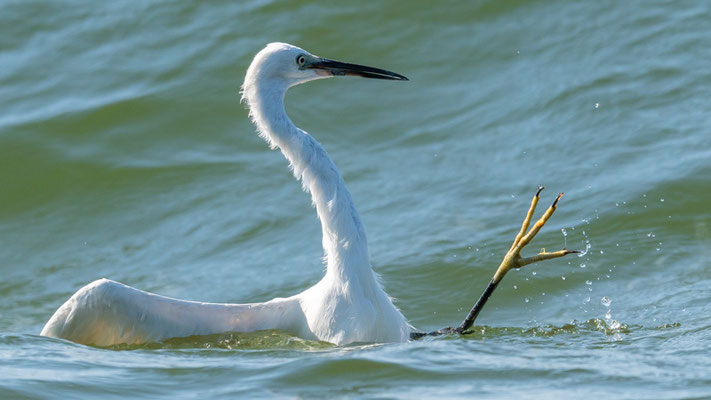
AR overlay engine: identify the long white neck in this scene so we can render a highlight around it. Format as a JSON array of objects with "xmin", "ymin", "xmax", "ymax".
[{"xmin": 243, "ymin": 81, "xmax": 375, "ymax": 287}]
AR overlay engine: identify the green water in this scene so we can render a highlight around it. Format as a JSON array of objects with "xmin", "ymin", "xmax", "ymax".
[{"xmin": 2, "ymin": 0, "xmax": 710, "ymax": 398}]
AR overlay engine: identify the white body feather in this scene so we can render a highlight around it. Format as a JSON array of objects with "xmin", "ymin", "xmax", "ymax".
[{"xmin": 41, "ymin": 43, "xmax": 411, "ymax": 346}]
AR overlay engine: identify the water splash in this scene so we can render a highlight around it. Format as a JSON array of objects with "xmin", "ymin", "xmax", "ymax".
[
  {"xmin": 592, "ymin": 318, "xmax": 626, "ymax": 336},
  {"xmin": 578, "ymin": 243, "xmax": 591, "ymax": 257},
  {"xmin": 598, "ymin": 296, "xmax": 622, "ymax": 337},
  {"xmin": 561, "ymin": 228, "xmax": 568, "ymax": 248},
  {"xmin": 459, "ymin": 319, "xmax": 633, "ymax": 340},
  {"xmin": 601, "ymin": 296, "xmax": 612, "ymax": 307}
]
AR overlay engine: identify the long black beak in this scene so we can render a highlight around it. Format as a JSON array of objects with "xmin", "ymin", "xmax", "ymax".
[{"xmin": 306, "ymin": 58, "xmax": 408, "ymax": 81}]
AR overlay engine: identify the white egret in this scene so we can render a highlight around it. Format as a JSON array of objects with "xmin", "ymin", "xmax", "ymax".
[{"xmin": 41, "ymin": 43, "xmax": 575, "ymax": 347}]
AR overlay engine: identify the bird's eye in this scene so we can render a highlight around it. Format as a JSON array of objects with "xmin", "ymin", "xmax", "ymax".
[{"xmin": 296, "ymin": 55, "xmax": 306, "ymax": 67}]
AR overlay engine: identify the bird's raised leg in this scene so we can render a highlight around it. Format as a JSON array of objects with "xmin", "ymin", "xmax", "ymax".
[{"xmin": 411, "ymin": 187, "xmax": 578, "ymax": 339}]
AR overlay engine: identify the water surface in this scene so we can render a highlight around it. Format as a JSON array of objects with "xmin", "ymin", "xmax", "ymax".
[{"xmin": 2, "ymin": 1, "xmax": 710, "ymax": 398}]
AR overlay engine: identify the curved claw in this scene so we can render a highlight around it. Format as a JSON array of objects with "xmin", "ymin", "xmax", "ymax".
[{"xmin": 551, "ymin": 192, "xmax": 564, "ymax": 208}]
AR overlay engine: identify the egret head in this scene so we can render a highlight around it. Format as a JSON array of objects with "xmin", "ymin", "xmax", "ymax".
[{"xmin": 243, "ymin": 42, "xmax": 407, "ymax": 96}]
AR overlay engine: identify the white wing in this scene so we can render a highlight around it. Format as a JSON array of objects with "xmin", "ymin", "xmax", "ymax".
[{"xmin": 41, "ymin": 279, "xmax": 309, "ymax": 346}]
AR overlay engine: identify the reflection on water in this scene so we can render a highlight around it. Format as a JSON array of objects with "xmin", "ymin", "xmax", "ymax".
[{"xmin": 106, "ymin": 330, "xmax": 334, "ymax": 351}]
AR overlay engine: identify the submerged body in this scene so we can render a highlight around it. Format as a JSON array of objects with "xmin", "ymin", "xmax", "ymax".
[
  {"xmin": 40, "ymin": 275, "xmax": 407, "ymax": 346},
  {"xmin": 41, "ymin": 43, "xmax": 411, "ymax": 346}
]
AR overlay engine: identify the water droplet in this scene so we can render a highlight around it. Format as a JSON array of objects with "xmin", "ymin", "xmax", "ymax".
[
  {"xmin": 601, "ymin": 296, "xmax": 612, "ymax": 307},
  {"xmin": 561, "ymin": 276, "xmax": 566, "ymax": 280},
  {"xmin": 660, "ymin": 198, "xmax": 665, "ymax": 202},
  {"xmin": 513, "ymin": 285, "xmax": 518, "ymax": 289},
  {"xmin": 580, "ymin": 263, "xmax": 586, "ymax": 269},
  {"xmin": 594, "ymin": 103, "xmax": 599, "ymax": 108},
  {"xmin": 586, "ymin": 280, "xmax": 592, "ymax": 285},
  {"xmin": 532, "ymin": 271, "xmax": 537, "ymax": 276},
  {"xmin": 600, "ymin": 250, "xmax": 604, "ymax": 255},
  {"xmin": 605, "ymin": 309, "xmax": 612, "ymax": 320},
  {"xmin": 584, "ymin": 297, "xmax": 591, "ymax": 304},
  {"xmin": 561, "ymin": 228, "xmax": 567, "ymax": 237},
  {"xmin": 524, "ymin": 298, "xmax": 530, "ymax": 303}
]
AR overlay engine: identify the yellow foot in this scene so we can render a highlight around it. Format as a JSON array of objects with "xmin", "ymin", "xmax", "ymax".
[
  {"xmin": 492, "ymin": 186, "xmax": 578, "ymax": 284},
  {"xmin": 411, "ymin": 186, "xmax": 578, "ymax": 339}
]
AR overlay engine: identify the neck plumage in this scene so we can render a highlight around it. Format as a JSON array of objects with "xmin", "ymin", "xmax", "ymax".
[{"xmin": 244, "ymin": 82, "xmax": 374, "ymax": 285}]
